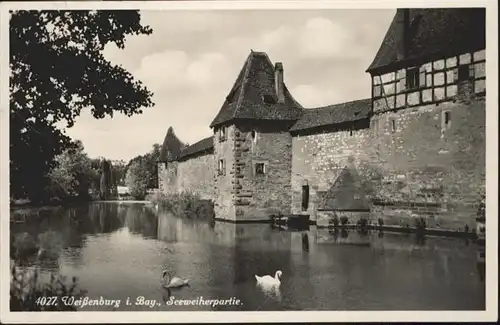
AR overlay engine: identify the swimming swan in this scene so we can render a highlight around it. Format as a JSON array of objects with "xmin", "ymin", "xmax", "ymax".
[
  {"xmin": 255, "ymin": 270, "xmax": 282, "ymax": 287},
  {"xmin": 162, "ymin": 270, "xmax": 189, "ymax": 288}
]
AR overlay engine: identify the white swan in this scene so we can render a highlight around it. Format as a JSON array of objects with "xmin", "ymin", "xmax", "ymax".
[
  {"xmin": 255, "ymin": 270, "xmax": 282, "ymax": 287},
  {"xmin": 162, "ymin": 270, "xmax": 189, "ymax": 288}
]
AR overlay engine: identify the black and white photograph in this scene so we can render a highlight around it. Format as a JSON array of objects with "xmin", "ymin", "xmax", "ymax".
[{"xmin": 0, "ymin": 0, "xmax": 497, "ymax": 323}]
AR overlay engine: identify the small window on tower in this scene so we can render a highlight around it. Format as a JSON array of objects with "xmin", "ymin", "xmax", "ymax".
[
  {"xmin": 255, "ymin": 163, "xmax": 266, "ymax": 175},
  {"xmin": 218, "ymin": 159, "xmax": 225, "ymax": 176},
  {"xmin": 219, "ymin": 127, "xmax": 227, "ymax": 142},
  {"xmin": 251, "ymin": 130, "xmax": 257, "ymax": 143}
]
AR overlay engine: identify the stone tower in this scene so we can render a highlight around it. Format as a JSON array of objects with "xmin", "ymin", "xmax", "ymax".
[{"xmin": 209, "ymin": 51, "xmax": 303, "ymax": 221}]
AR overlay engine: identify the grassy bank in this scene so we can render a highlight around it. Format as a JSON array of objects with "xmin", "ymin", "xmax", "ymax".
[{"xmin": 147, "ymin": 192, "xmax": 215, "ymax": 221}]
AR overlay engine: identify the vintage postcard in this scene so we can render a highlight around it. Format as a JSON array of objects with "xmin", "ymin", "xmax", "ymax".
[{"xmin": 0, "ymin": 0, "xmax": 498, "ymax": 323}]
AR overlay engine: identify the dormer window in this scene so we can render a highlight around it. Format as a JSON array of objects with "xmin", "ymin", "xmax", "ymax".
[
  {"xmin": 219, "ymin": 127, "xmax": 227, "ymax": 142},
  {"xmin": 406, "ymin": 67, "xmax": 420, "ymax": 89},
  {"xmin": 262, "ymin": 94, "xmax": 275, "ymax": 104}
]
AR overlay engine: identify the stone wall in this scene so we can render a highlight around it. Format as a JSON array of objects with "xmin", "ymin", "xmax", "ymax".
[
  {"xmin": 291, "ymin": 124, "xmax": 373, "ymax": 222},
  {"xmin": 292, "ymin": 95, "xmax": 485, "ymax": 230},
  {"xmin": 232, "ymin": 122, "xmax": 293, "ymax": 220},
  {"xmin": 177, "ymin": 153, "xmax": 215, "ymax": 200},
  {"xmin": 213, "ymin": 125, "xmax": 237, "ymax": 220},
  {"xmin": 157, "ymin": 161, "xmax": 179, "ymax": 196}
]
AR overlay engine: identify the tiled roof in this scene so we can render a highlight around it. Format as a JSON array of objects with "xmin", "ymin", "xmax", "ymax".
[
  {"xmin": 158, "ymin": 127, "xmax": 185, "ymax": 162},
  {"xmin": 210, "ymin": 51, "xmax": 303, "ymax": 128},
  {"xmin": 367, "ymin": 8, "xmax": 486, "ymax": 74},
  {"xmin": 178, "ymin": 136, "xmax": 214, "ymax": 160},
  {"xmin": 289, "ymin": 98, "xmax": 371, "ymax": 132}
]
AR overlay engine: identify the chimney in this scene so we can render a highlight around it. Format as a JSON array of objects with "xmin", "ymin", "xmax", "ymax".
[
  {"xmin": 274, "ymin": 62, "xmax": 285, "ymax": 104},
  {"xmin": 396, "ymin": 9, "xmax": 410, "ymax": 61}
]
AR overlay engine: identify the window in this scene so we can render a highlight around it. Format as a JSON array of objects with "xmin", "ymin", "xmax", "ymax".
[
  {"xmin": 458, "ymin": 64, "xmax": 473, "ymax": 82},
  {"xmin": 371, "ymin": 119, "xmax": 379, "ymax": 134},
  {"xmin": 251, "ymin": 130, "xmax": 257, "ymax": 143},
  {"xmin": 443, "ymin": 111, "xmax": 452, "ymax": 130},
  {"xmin": 218, "ymin": 159, "xmax": 225, "ymax": 176},
  {"xmin": 406, "ymin": 67, "xmax": 420, "ymax": 89},
  {"xmin": 390, "ymin": 119, "xmax": 397, "ymax": 133},
  {"xmin": 219, "ymin": 127, "xmax": 227, "ymax": 142},
  {"xmin": 255, "ymin": 163, "xmax": 266, "ymax": 175}
]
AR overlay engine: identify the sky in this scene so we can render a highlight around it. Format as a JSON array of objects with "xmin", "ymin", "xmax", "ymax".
[{"xmin": 64, "ymin": 9, "xmax": 395, "ymax": 161}]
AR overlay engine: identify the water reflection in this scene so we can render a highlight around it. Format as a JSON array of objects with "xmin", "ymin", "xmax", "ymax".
[{"xmin": 10, "ymin": 203, "xmax": 485, "ymax": 311}]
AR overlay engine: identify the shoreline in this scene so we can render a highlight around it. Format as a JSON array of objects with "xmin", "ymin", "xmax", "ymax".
[{"xmin": 10, "ymin": 202, "xmax": 477, "ymax": 240}]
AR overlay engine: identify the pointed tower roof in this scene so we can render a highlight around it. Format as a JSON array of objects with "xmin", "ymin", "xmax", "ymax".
[
  {"xmin": 158, "ymin": 127, "xmax": 185, "ymax": 162},
  {"xmin": 210, "ymin": 51, "xmax": 303, "ymax": 128}
]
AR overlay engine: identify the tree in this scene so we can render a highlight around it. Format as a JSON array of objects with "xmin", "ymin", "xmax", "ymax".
[
  {"xmin": 125, "ymin": 160, "xmax": 149, "ymax": 200},
  {"xmin": 48, "ymin": 140, "xmax": 94, "ymax": 200},
  {"xmin": 99, "ymin": 159, "xmax": 118, "ymax": 200},
  {"xmin": 126, "ymin": 143, "xmax": 161, "ymax": 189},
  {"xmin": 10, "ymin": 10, "xmax": 154, "ymax": 203},
  {"xmin": 112, "ymin": 160, "xmax": 128, "ymax": 186}
]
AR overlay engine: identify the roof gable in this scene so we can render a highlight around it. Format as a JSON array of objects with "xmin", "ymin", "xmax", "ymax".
[
  {"xmin": 367, "ymin": 8, "xmax": 486, "ymax": 74},
  {"xmin": 210, "ymin": 51, "xmax": 303, "ymax": 128}
]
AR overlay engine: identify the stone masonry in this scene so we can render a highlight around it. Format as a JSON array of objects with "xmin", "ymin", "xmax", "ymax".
[{"xmin": 158, "ymin": 9, "xmax": 486, "ymax": 229}]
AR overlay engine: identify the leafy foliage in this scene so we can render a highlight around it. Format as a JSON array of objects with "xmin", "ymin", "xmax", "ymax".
[
  {"xmin": 10, "ymin": 266, "xmax": 87, "ymax": 311},
  {"xmin": 48, "ymin": 140, "xmax": 95, "ymax": 201},
  {"xmin": 112, "ymin": 160, "xmax": 128, "ymax": 186},
  {"xmin": 149, "ymin": 191, "xmax": 215, "ymax": 221},
  {"xmin": 127, "ymin": 144, "xmax": 161, "ymax": 189},
  {"xmin": 99, "ymin": 159, "xmax": 118, "ymax": 200},
  {"xmin": 125, "ymin": 159, "xmax": 150, "ymax": 199},
  {"xmin": 10, "ymin": 10, "xmax": 154, "ymax": 203}
]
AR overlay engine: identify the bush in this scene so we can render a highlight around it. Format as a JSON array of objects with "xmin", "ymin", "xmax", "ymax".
[
  {"xmin": 150, "ymin": 191, "xmax": 215, "ymax": 221},
  {"xmin": 340, "ymin": 215, "xmax": 349, "ymax": 226},
  {"xmin": 10, "ymin": 266, "xmax": 86, "ymax": 311},
  {"xmin": 331, "ymin": 215, "xmax": 340, "ymax": 227},
  {"xmin": 125, "ymin": 160, "xmax": 149, "ymax": 200},
  {"xmin": 414, "ymin": 217, "xmax": 426, "ymax": 231},
  {"xmin": 378, "ymin": 217, "xmax": 384, "ymax": 227},
  {"xmin": 357, "ymin": 218, "xmax": 368, "ymax": 228}
]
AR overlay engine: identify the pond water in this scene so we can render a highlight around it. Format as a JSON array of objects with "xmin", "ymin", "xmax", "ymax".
[{"xmin": 10, "ymin": 202, "xmax": 485, "ymax": 311}]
